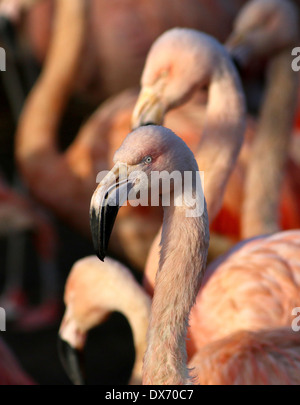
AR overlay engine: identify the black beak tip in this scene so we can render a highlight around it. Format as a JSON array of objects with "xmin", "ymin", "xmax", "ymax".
[
  {"xmin": 57, "ymin": 336, "xmax": 86, "ymax": 385},
  {"xmin": 143, "ymin": 122, "xmax": 157, "ymax": 127},
  {"xmin": 97, "ymin": 253, "xmax": 105, "ymax": 262},
  {"xmin": 231, "ymin": 55, "xmax": 243, "ymax": 75},
  {"xmin": 131, "ymin": 122, "xmax": 156, "ymax": 131},
  {"xmin": 90, "ymin": 207, "xmax": 105, "ymax": 261}
]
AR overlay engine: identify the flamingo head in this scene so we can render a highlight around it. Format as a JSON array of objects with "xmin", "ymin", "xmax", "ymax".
[
  {"xmin": 58, "ymin": 257, "xmax": 113, "ymax": 386},
  {"xmin": 131, "ymin": 28, "xmax": 229, "ymax": 129},
  {"xmin": 90, "ymin": 125, "xmax": 199, "ymax": 261},
  {"xmin": 226, "ymin": 0, "xmax": 299, "ymax": 68},
  {"xmin": 58, "ymin": 310, "xmax": 87, "ymax": 386}
]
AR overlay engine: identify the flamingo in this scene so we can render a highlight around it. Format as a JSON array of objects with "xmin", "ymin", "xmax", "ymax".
[
  {"xmin": 187, "ymin": 229, "xmax": 300, "ymax": 356},
  {"xmin": 90, "ymin": 124, "xmax": 300, "ymax": 384},
  {"xmin": 226, "ymin": 0, "xmax": 299, "ymax": 69},
  {"xmin": 128, "ymin": 16, "xmax": 300, "ymax": 361},
  {"xmin": 131, "ymin": 1, "xmax": 300, "ymax": 290},
  {"xmin": 58, "ymin": 256, "xmax": 151, "ymax": 385},
  {"xmin": 224, "ymin": 0, "xmax": 300, "ymax": 239},
  {"xmin": 131, "ymin": 28, "xmax": 245, "ymax": 292}
]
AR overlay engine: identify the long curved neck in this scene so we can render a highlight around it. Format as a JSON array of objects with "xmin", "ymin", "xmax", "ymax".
[
  {"xmin": 123, "ymin": 291, "xmax": 151, "ymax": 385},
  {"xmin": 143, "ymin": 196, "xmax": 209, "ymax": 385},
  {"xmin": 16, "ymin": 0, "xmax": 85, "ymax": 162},
  {"xmin": 242, "ymin": 47, "xmax": 299, "ymax": 239},
  {"xmin": 196, "ymin": 56, "xmax": 246, "ymax": 222}
]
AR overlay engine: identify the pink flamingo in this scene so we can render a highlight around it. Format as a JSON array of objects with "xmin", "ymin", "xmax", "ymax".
[
  {"xmin": 140, "ymin": 0, "xmax": 300, "ymax": 243},
  {"xmin": 188, "ymin": 229, "xmax": 300, "ymax": 356},
  {"xmin": 131, "ymin": 28, "xmax": 245, "ymax": 293},
  {"xmin": 58, "ymin": 256, "xmax": 151, "ymax": 385},
  {"xmin": 90, "ymin": 124, "xmax": 300, "ymax": 384},
  {"xmin": 224, "ymin": 0, "xmax": 300, "ymax": 239}
]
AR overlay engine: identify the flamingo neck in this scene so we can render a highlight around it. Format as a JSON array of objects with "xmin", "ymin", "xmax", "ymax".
[
  {"xmin": 17, "ymin": 0, "xmax": 86, "ymax": 161},
  {"xmin": 242, "ymin": 47, "xmax": 299, "ymax": 238},
  {"xmin": 142, "ymin": 193, "xmax": 209, "ymax": 385},
  {"xmin": 122, "ymin": 288, "xmax": 151, "ymax": 385},
  {"xmin": 196, "ymin": 55, "xmax": 245, "ymax": 221}
]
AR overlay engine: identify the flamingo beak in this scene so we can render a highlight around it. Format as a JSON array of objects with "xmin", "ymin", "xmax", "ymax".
[
  {"xmin": 57, "ymin": 337, "xmax": 86, "ymax": 385},
  {"xmin": 90, "ymin": 163, "xmax": 134, "ymax": 261},
  {"xmin": 226, "ymin": 31, "xmax": 245, "ymax": 50},
  {"xmin": 58, "ymin": 315, "xmax": 87, "ymax": 385},
  {"xmin": 131, "ymin": 87, "xmax": 165, "ymax": 129},
  {"xmin": 226, "ymin": 32, "xmax": 253, "ymax": 69}
]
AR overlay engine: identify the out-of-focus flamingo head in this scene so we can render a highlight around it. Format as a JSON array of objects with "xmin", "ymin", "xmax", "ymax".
[
  {"xmin": 131, "ymin": 28, "xmax": 229, "ymax": 129},
  {"xmin": 58, "ymin": 255, "xmax": 151, "ymax": 385},
  {"xmin": 58, "ymin": 256, "xmax": 115, "ymax": 385},
  {"xmin": 90, "ymin": 125, "xmax": 199, "ymax": 261},
  {"xmin": 226, "ymin": 0, "xmax": 299, "ymax": 68},
  {"xmin": 58, "ymin": 307, "xmax": 87, "ymax": 386}
]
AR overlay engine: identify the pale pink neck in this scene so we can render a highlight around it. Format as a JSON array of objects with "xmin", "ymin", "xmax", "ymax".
[
  {"xmin": 242, "ymin": 47, "xmax": 299, "ymax": 238},
  {"xmin": 17, "ymin": 0, "xmax": 86, "ymax": 161},
  {"xmin": 196, "ymin": 56, "xmax": 245, "ymax": 221},
  {"xmin": 143, "ymin": 196, "xmax": 209, "ymax": 385},
  {"xmin": 123, "ymin": 293, "xmax": 151, "ymax": 385},
  {"xmin": 122, "ymin": 289, "xmax": 151, "ymax": 385}
]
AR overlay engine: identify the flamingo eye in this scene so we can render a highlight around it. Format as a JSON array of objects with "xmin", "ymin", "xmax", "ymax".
[{"xmin": 144, "ymin": 156, "xmax": 152, "ymax": 164}]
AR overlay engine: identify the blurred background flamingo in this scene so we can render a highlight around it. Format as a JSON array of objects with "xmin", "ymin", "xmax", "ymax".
[
  {"xmin": 58, "ymin": 256, "xmax": 151, "ymax": 385},
  {"xmin": 221, "ymin": 0, "xmax": 300, "ymax": 240}
]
